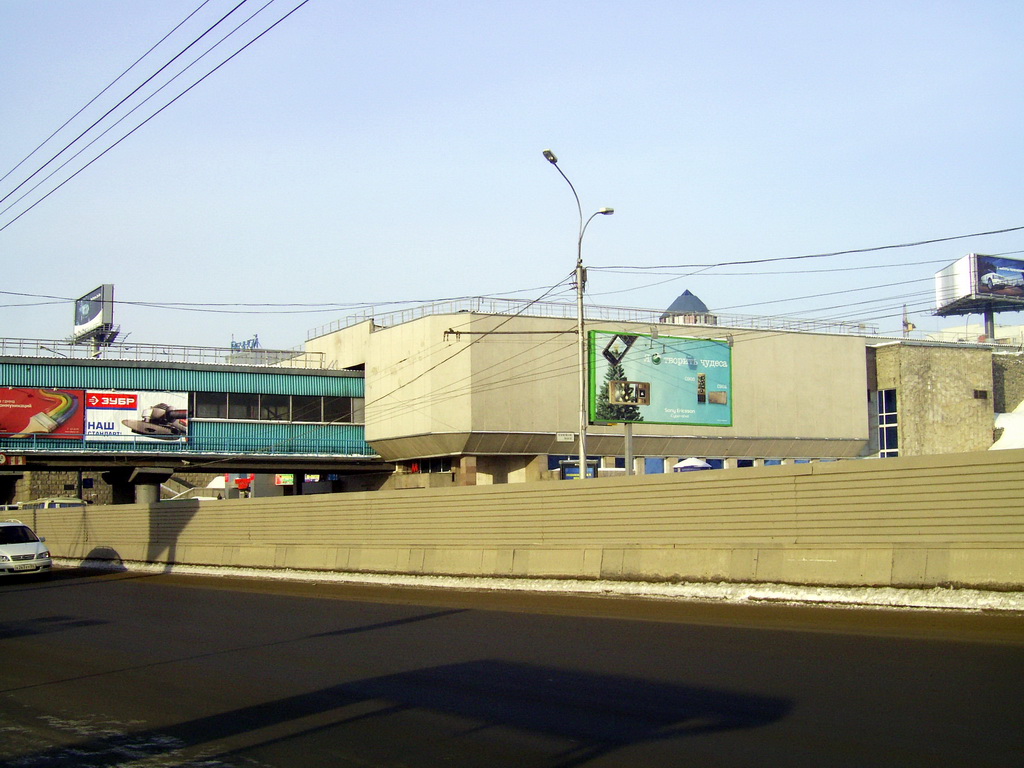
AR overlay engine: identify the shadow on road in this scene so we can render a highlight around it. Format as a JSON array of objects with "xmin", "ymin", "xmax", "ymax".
[{"xmin": 5, "ymin": 659, "xmax": 792, "ymax": 767}]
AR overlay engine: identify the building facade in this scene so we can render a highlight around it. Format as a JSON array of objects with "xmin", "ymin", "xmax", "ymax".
[{"xmin": 306, "ymin": 297, "xmax": 1024, "ymax": 489}]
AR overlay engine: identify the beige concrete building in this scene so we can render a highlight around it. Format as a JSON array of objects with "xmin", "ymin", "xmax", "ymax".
[{"xmin": 306, "ymin": 297, "xmax": 1024, "ymax": 489}]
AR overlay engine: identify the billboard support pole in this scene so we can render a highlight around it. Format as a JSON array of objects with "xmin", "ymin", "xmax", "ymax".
[
  {"xmin": 624, "ymin": 422, "xmax": 634, "ymax": 476},
  {"xmin": 985, "ymin": 305, "xmax": 995, "ymax": 340}
]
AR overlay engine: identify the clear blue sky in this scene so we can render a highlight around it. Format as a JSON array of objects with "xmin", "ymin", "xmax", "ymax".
[{"xmin": 2, "ymin": 0, "xmax": 1022, "ymax": 349}]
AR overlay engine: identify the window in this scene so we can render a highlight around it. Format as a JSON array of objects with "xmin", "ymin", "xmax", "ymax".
[
  {"xmin": 291, "ymin": 396, "xmax": 323, "ymax": 422},
  {"xmin": 191, "ymin": 393, "xmax": 363, "ymax": 424},
  {"xmin": 194, "ymin": 392, "xmax": 227, "ymax": 418},
  {"xmin": 260, "ymin": 394, "xmax": 290, "ymax": 421},
  {"xmin": 404, "ymin": 457, "xmax": 453, "ymax": 474},
  {"xmin": 228, "ymin": 393, "xmax": 259, "ymax": 420},
  {"xmin": 878, "ymin": 389, "xmax": 899, "ymax": 458},
  {"xmin": 324, "ymin": 397, "xmax": 365, "ymax": 424}
]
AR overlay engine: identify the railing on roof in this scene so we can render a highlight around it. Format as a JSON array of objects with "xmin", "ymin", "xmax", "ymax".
[
  {"xmin": 0, "ymin": 338, "xmax": 328, "ymax": 369},
  {"xmin": 307, "ymin": 297, "xmax": 879, "ymax": 339}
]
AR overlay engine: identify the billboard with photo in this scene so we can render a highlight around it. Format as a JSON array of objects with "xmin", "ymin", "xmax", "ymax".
[
  {"xmin": 935, "ymin": 254, "xmax": 1024, "ymax": 315},
  {"xmin": 589, "ymin": 331, "xmax": 732, "ymax": 426},
  {"xmin": 73, "ymin": 284, "xmax": 114, "ymax": 341},
  {"xmin": 0, "ymin": 388, "xmax": 85, "ymax": 439},
  {"xmin": 975, "ymin": 254, "xmax": 1024, "ymax": 299},
  {"xmin": 85, "ymin": 391, "xmax": 188, "ymax": 441}
]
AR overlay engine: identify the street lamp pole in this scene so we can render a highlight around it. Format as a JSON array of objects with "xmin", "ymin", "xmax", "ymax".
[{"xmin": 542, "ymin": 149, "xmax": 613, "ymax": 479}]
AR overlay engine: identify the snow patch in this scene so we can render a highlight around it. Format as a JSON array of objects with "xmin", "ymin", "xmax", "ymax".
[{"xmin": 56, "ymin": 559, "xmax": 1024, "ymax": 613}]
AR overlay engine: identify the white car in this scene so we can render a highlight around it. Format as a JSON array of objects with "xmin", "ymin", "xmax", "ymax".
[{"xmin": 0, "ymin": 520, "xmax": 52, "ymax": 577}]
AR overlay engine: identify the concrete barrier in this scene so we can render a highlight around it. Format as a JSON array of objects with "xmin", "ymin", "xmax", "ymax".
[{"xmin": 32, "ymin": 449, "xmax": 1024, "ymax": 590}]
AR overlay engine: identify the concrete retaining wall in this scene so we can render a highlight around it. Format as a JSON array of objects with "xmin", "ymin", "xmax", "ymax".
[{"xmin": 31, "ymin": 449, "xmax": 1024, "ymax": 590}]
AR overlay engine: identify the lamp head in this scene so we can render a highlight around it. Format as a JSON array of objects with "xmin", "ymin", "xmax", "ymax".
[
  {"xmin": 598, "ymin": 207, "xmax": 614, "ymax": 215},
  {"xmin": 542, "ymin": 149, "xmax": 558, "ymax": 164}
]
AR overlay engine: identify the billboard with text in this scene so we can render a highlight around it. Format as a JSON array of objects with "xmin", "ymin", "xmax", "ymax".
[
  {"xmin": 589, "ymin": 331, "xmax": 732, "ymax": 426},
  {"xmin": 85, "ymin": 391, "xmax": 188, "ymax": 441}
]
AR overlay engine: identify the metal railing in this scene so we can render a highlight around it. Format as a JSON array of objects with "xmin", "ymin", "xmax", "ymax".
[
  {"xmin": 0, "ymin": 338, "xmax": 328, "ymax": 369},
  {"xmin": 307, "ymin": 297, "xmax": 879, "ymax": 339},
  {"xmin": 0, "ymin": 433, "xmax": 377, "ymax": 457}
]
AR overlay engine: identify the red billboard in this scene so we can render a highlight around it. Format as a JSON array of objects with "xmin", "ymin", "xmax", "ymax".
[{"xmin": 0, "ymin": 388, "xmax": 85, "ymax": 439}]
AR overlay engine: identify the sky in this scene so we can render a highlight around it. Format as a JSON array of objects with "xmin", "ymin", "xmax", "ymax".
[{"xmin": 2, "ymin": 0, "xmax": 1023, "ymax": 350}]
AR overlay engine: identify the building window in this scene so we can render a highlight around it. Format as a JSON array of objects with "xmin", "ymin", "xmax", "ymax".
[
  {"xmin": 404, "ymin": 457, "xmax": 453, "ymax": 474},
  {"xmin": 291, "ymin": 395, "xmax": 323, "ymax": 422},
  {"xmin": 228, "ymin": 393, "xmax": 259, "ymax": 420},
  {"xmin": 323, "ymin": 396, "xmax": 365, "ymax": 424},
  {"xmin": 194, "ymin": 392, "xmax": 227, "ymax": 418},
  {"xmin": 260, "ymin": 394, "xmax": 290, "ymax": 421},
  {"xmin": 191, "ymin": 393, "xmax": 364, "ymax": 424},
  {"xmin": 878, "ymin": 388, "xmax": 899, "ymax": 458}
]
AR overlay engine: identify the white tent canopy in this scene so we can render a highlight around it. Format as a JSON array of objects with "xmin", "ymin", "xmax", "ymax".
[{"xmin": 672, "ymin": 457, "xmax": 711, "ymax": 471}]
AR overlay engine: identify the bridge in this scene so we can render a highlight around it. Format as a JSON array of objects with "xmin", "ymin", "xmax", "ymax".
[{"xmin": 1, "ymin": 338, "xmax": 388, "ymax": 502}]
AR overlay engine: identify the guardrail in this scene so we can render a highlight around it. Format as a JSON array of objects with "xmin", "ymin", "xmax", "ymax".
[
  {"xmin": 0, "ymin": 338, "xmax": 328, "ymax": 369},
  {"xmin": 306, "ymin": 297, "xmax": 880, "ymax": 340},
  {"xmin": 0, "ymin": 434, "xmax": 377, "ymax": 457}
]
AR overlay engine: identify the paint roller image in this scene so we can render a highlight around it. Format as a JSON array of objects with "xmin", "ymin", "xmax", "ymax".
[
  {"xmin": 122, "ymin": 403, "xmax": 188, "ymax": 439},
  {"xmin": 10, "ymin": 389, "xmax": 79, "ymax": 438}
]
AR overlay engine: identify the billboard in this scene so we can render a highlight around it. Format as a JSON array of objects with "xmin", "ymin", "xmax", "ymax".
[
  {"xmin": 73, "ymin": 284, "xmax": 114, "ymax": 341},
  {"xmin": 935, "ymin": 254, "xmax": 1024, "ymax": 316},
  {"xmin": 85, "ymin": 391, "xmax": 188, "ymax": 441},
  {"xmin": 0, "ymin": 388, "xmax": 85, "ymax": 439},
  {"xmin": 589, "ymin": 331, "xmax": 732, "ymax": 426}
]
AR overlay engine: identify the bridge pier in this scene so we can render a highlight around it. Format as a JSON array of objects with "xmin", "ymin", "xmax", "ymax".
[{"xmin": 101, "ymin": 467, "xmax": 176, "ymax": 504}]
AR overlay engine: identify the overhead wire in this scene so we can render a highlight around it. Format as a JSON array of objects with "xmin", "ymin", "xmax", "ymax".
[
  {"xmin": 0, "ymin": 0, "xmax": 312, "ymax": 233},
  {"xmin": 0, "ymin": 0, "xmax": 251, "ymax": 210},
  {"xmin": 593, "ymin": 225, "xmax": 1024, "ymax": 271},
  {"xmin": 0, "ymin": 0, "xmax": 217, "ymax": 189}
]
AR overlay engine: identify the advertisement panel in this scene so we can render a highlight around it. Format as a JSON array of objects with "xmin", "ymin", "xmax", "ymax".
[
  {"xmin": 975, "ymin": 254, "xmax": 1024, "ymax": 298},
  {"xmin": 0, "ymin": 388, "xmax": 85, "ymax": 439},
  {"xmin": 85, "ymin": 391, "xmax": 188, "ymax": 441},
  {"xmin": 935, "ymin": 254, "xmax": 1024, "ymax": 315},
  {"xmin": 73, "ymin": 284, "xmax": 114, "ymax": 341},
  {"xmin": 589, "ymin": 331, "xmax": 732, "ymax": 426}
]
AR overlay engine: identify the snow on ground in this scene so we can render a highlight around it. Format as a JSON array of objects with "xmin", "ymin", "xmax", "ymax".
[{"xmin": 56, "ymin": 558, "xmax": 1024, "ymax": 613}]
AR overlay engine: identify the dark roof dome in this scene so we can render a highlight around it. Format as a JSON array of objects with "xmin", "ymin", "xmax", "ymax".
[{"xmin": 662, "ymin": 290, "xmax": 709, "ymax": 316}]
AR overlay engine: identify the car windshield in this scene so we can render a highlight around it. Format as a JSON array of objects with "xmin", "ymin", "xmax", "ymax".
[{"xmin": 0, "ymin": 526, "xmax": 38, "ymax": 544}]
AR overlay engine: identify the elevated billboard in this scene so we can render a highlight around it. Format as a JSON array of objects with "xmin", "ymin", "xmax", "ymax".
[
  {"xmin": 73, "ymin": 284, "xmax": 114, "ymax": 341},
  {"xmin": 589, "ymin": 331, "xmax": 732, "ymax": 427},
  {"xmin": 935, "ymin": 254, "xmax": 1024, "ymax": 316}
]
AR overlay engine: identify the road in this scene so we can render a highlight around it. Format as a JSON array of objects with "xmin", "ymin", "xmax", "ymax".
[{"xmin": 1, "ymin": 567, "xmax": 1022, "ymax": 768}]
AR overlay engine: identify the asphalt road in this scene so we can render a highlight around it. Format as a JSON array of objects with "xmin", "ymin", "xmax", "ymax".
[{"xmin": 1, "ymin": 567, "xmax": 1022, "ymax": 768}]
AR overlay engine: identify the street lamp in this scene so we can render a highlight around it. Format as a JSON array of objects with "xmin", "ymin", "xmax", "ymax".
[{"xmin": 542, "ymin": 149, "xmax": 614, "ymax": 479}]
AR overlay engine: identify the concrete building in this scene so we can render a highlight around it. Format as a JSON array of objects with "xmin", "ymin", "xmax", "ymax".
[{"xmin": 305, "ymin": 295, "xmax": 1024, "ymax": 489}]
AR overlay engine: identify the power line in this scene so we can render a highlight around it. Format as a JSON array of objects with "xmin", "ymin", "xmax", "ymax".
[
  {"xmin": 0, "ymin": 0, "xmax": 217, "ymax": 189},
  {"xmin": 0, "ymin": 0, "xmax": 251, "ymax": 209},
  {"xmin": 0, "ymin": 0, "xmax": 312, "ymax": 233},
  {"xmin": 593, "ymin": 226, "xmax": 1024, "ymax": 271}
]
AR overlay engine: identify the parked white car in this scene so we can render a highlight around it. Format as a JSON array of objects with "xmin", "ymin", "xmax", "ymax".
[{"xmin": 0, "ymin": 520, "xmax": 52, "ymax": 577}]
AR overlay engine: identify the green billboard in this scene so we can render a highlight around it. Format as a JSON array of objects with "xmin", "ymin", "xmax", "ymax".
[{"xmin": 589, "ymin": 330, "xmax": 733, "ymax": 426}]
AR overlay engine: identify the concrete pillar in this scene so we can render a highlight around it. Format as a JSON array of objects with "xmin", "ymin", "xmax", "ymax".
[
  {"xmin": 458, "ymin": 456, "xmax": 477, "ymax": 486},
  {"xmin": 135, "ymin": 483, "xmax": 160, "ymax": 504}
]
